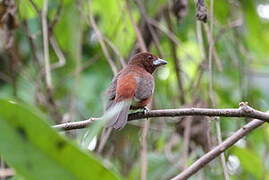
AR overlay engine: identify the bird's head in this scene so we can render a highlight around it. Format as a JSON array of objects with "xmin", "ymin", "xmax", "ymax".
[{"xmin": 128, "ymin": 52, "xmax": 167, "ymax": 74}]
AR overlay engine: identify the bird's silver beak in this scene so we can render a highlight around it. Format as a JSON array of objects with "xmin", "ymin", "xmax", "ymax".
[{"xmin": 153, "ymin": 58, "xmax": 167, "ymax": 66}]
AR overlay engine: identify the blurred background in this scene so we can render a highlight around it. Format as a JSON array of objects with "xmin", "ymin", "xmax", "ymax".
[{"xmin": 0, "ymin": 0, "xmax": 269, "ymax": 179}]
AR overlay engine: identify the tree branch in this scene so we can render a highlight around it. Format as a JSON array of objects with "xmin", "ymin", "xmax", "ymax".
[
  {"xmin": 88, "ymin": 1, "xmax": 118, "ymax": 75},
  {"xmin": 54, "ymin": 102, "xmax": 269, "ymax": 131},
  {"xmin": 170, "ymin": 119, "xmax": 265, "ymax": 180},
  {"xmin": 54, "ymin": 103, "xmax": 268, "ymax": 179},
  {"xmin": 0, "ymin": 168, "xmax": 14, "ymax": 179}
]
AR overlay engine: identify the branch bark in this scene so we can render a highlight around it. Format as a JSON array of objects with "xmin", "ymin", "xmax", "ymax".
[
  {"xmin": 0, "ymin": 168, "xmax": 14, "ymax": 179},
  {"xmin": 53, "ymin": 102, "xmax": 268, "ymax": 179},
  {"xmin": 54, "ymin": 102, "xmax": 269, "ymax": 131},
  {"xmin": 164, "ymin": 8, "xmax": 185, "ymax": 104},
  {"xmin": 170, "ymin": 119, "xmax": 264, "ymax": 180}
]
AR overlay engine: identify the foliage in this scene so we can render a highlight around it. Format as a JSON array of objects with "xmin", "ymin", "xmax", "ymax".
[
  {"xmin": 0, "ymin": 0, "xmax": 269, "ymax": 179},
  {"xmin": 0, "ymin": 99, "xmax": 119, "ymax": 180}
]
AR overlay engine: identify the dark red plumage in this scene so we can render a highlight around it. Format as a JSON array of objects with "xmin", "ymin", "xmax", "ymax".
[{"xmin": 105, "ymin": 52, "xmax": 167, "ymax": 129}]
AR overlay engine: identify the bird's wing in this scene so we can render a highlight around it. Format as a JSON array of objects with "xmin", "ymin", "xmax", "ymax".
[
  {"xmin": 106, "ymin": 73, "xmax": 137, "ymax": 129},
  {"xmin": 105, "ymin": 73, "xmax": 120, "ymax": 110},
  {"xmin": 115, "ymin": 73, "xmax": 137, "ymax": 102}
]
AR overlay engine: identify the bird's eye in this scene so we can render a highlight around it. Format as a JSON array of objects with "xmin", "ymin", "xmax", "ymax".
[{"xmin": 147, "ymin": 56, "xmax": 153, "ymax": 60}]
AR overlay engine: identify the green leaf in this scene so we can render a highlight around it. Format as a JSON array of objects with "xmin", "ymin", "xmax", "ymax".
[
  {"xmin": 214, "ymin": 0, "xmax": 230, "ymax": 24},
  {"xmin": 18, "ymin": 0, "xmax": 42, "ymax": 19},
  {"xmin": 0, "ymin": 99, "xmax": 119, "ymax": 180},
  {"xmin": 239, "ymin": 0, "xmax": 269, "ymax": 59}
]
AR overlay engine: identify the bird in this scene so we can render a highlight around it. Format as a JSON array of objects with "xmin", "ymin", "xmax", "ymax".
[{"xmin": 105, "ymin": 52, "xmax": 167, "ymax": 130}]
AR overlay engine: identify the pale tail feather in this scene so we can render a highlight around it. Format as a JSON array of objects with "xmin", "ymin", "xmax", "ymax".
[{"xmin": 105, "ymin": 101, "xmax": 131, "ymax": 130}]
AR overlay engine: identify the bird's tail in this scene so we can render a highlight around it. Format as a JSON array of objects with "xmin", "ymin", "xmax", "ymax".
[{"xmin": 105, "ymin": 100, "xmax": 131, "ymax": 130}]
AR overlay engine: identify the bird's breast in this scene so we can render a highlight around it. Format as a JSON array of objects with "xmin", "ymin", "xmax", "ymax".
[{"xmin": 134, "ymin": 75, "xmax": 154, "ymax": 101}]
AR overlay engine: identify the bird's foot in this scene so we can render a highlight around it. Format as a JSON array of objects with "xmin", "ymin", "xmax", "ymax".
[{"xmin": 143, "ymin": 107, "xmax": 149, "ymax": 114}]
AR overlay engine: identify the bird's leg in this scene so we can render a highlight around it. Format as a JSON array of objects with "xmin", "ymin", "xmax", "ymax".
[
  {"xmin": 143, "ymin": 107, "xmax": 150, "ymax": 121},
  {"xmin": 143, "ymin": 106, "xmax": 149, "ymax": 114}
]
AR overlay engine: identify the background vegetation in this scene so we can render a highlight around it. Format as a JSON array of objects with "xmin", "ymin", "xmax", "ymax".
[{"xmin": 0, "ymin": 0, "xmax": 269, "ymax": 179}]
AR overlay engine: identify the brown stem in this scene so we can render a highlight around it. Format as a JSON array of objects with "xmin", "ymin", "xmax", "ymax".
[
  {"xmin": 164, "ymin": 8, "xmax": 185, "ymax": 104},
  {"xmin": 171, "ymin": 119, "xmax": 264, "ymax": 180},
  {"xmin": 54, "ymin": 102, "xmax": 269, "ymax": 131},
  {"xmin": 125, "ymin": 0, "xmax": 147, "ymax": 52},
  {"xmin": 88, "ymin": 1, "xmax": 118, "ymax": 75},
  {"xmin": 135, "ymin": 0, "xmax": 163, "ymax": 56}
]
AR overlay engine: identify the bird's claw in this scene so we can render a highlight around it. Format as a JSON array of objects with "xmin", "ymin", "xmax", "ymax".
[{"xmin": 143, "ymin": 107, "xmax": 149, "ymax": 114}]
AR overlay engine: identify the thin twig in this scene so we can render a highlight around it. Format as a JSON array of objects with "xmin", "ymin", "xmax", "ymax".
[
  {"xmin": 147, "ymin": 18, "xmax": 180, "ymax": 46},
  {"xmin": 47, "ymin": 1, "xmax": 65, "ymax": 70},
  {"xmin": 88, "ymin": 0, "xmax": 118, "ymax": 75},
  {"xmin": 170, "ymin": 119, "xmax": 265, "ymax": 180},
  {"xmin": 103, "ymin": 37, "xmax": 126, "ymax": 67},
  {"xmin": 41, "ymin": 0, "xmax": 52, "ymax": 89},
  {"xmin": 181, "ymin": 117, "xmax": 192, "ymax": 169},
  {"xmin": 140, "ymin": 119, "xmax": 149, "ymax": 180},
  {"xmin": 208, "ymin": 2, "xmax": 214, "ymax": 107},
  {"xmin": 125, "ymin": 0, "xmax": 147, "ymax": 52},
  {"xmin": 164, "ymin": 8, "xmax": 185, "ymax": 104},
  {"xmin": 50, "ymin": 35, "xmax": 66, "ymax": 69},
  {"xmin": 22, "ymin": 20, "xmax": 41, "ymax": 67},
  {"xmin": 82, "ymin": 54, "xmax": 100, "ymax": 71},
  {"xmin": 130, "ymin": 1, "xmax": 165, "ymax": 176},
  {"xmin": 28, "ymin": 0, "xmax": 40, "ymax": 14},
  {"xmin": 148, "ymin": 16, "xmax": 198, "ymax": 66},
  {"xmin": 135, "ymin": 0, "xmax": 163, "ymax": 56},
  {"xmin": 196, "ymin": 21, "xmax": 206, "ymax": 61},
  {"xmin": 129, "ymin": 2, "xmax": 154, "ymax": 171},
  {"xmin": 189, "ymin": 21, "xmax": 206, "ymax": 96},
  {"xmin": 23, "ymin": 0, "xmax": 62, "ymax": 123},
  {"xmin": 204, "ymin": 24, "xmax": 222, "ymax": 71},
  {"xmin": 49, "ymin": 0, "xmax": 63, "ymax": 30},
  {"xmin": 54, "ymin": 102, "xmax": 269, "ymax": 131},
  {"xmin": 215, "ymin": 117, "xmax": 229, "ymax": 180},
  {"xmin": 66, "ymin": 0, "xmax": 83, "ymax": 125},
  {"xmin": 208, "ymin": 0, "xmax": 229, "ymax": 178}
]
